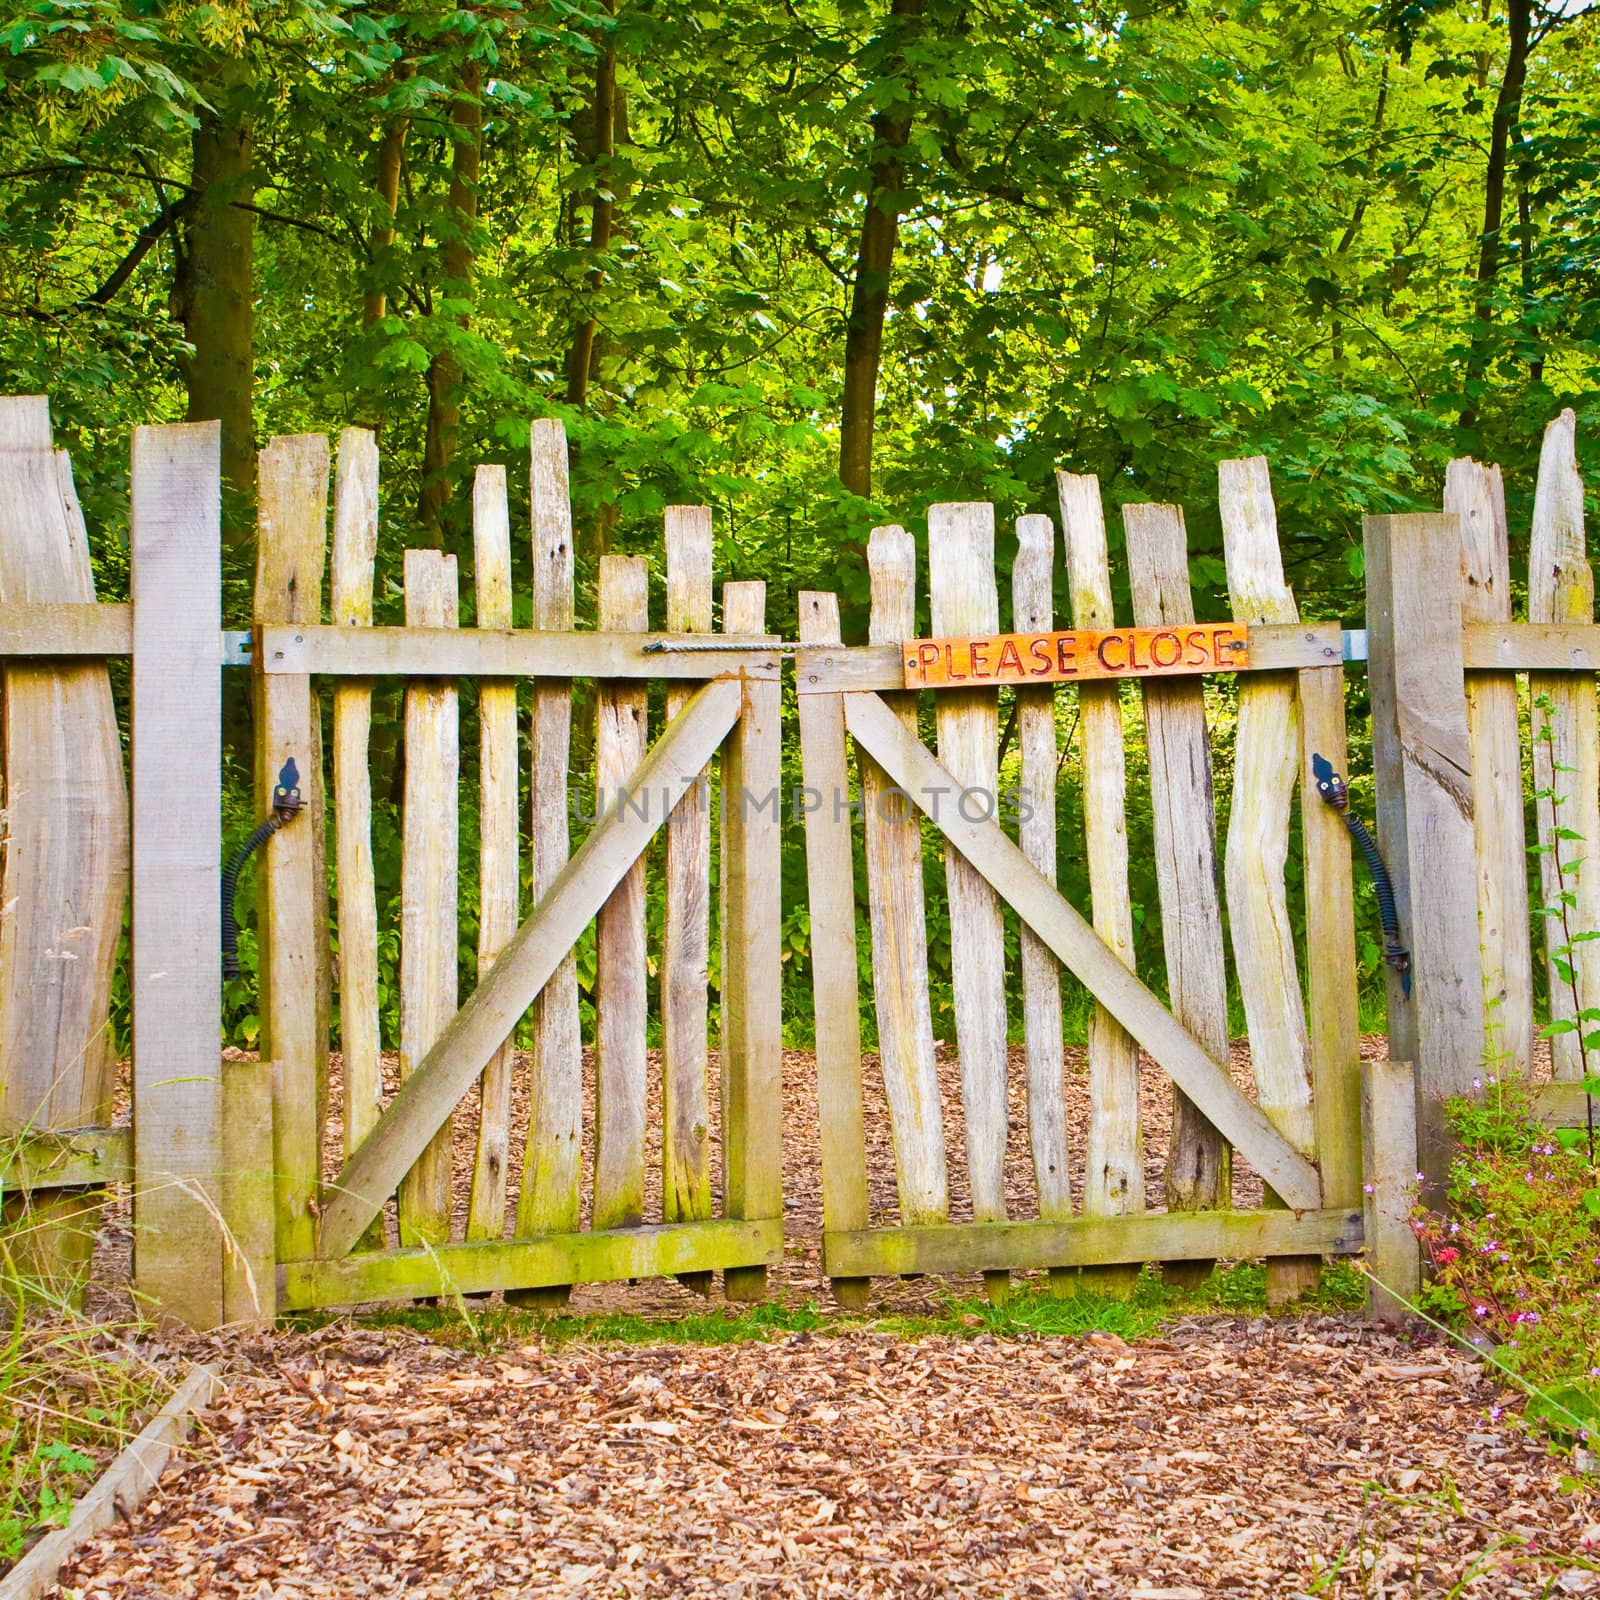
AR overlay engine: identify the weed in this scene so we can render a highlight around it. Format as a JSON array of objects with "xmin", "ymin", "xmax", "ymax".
[
  {"xmin": 289, "ymin": 1257, "xmax": 1367, "ymax": 1352},
  {"xmin": 0, "ymin": 1167, "xmax": 170, "ymax": 1573},
  {"xmin": 1411, "ymin": 1078, "xmax": 1600, "ymax": 1444}
]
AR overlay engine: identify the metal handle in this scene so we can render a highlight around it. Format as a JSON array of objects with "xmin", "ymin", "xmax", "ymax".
[
  {"xmin": 221, "ymin": 757, "xmax": 305, "ymax": 981},
  {"xmin": 1311, "ymin": 752, "xmax": 1411, "ymax": 998}
]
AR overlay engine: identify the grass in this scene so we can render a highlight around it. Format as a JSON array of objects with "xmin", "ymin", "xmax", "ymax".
[
  {"xmin": 0, "ymin": 1187, "xmax": 171, "ymax": 1575},
  {"xmin": 295, "ymin": 1256, "xmax": 1369, "ymax": 1353}
]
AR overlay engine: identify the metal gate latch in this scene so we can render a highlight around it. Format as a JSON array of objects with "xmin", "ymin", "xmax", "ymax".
[
  {"xmin": 1311, "ymin": 752, "xmax": 1412, "ymax": 998},
  {"xmin": 221, "ymin": 756, "xmax": 305, "ymax": 981}
]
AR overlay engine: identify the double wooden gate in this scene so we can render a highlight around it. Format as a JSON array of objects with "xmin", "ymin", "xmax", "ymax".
[{"xmin": 23, "ymin": 393, "xmax": 1596, "ymax": 1328}]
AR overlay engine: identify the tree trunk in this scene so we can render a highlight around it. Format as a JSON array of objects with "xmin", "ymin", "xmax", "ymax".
[
  {"xmin": 419, "ymin": 63, "xmax": 482, "ymax": 545},
  {"xmin": 564, "ymin": 38, "xmax": 617, "ymax": 407},
  {"xmin": 1517, "ymin": 150, "xmax": 1542, "ymax": 382},
  {"xmin": 838, "ymin": 0, "xmax": 925, "ymax": 501},
  {"xmin": 364, "ymin": 69, "xmax": 414, "ymax": 329},
  {"xmin": 176, "ymin": 106, "xmax": 255, "ymax": 554},
  {"xmin": 1463, "ymin": 0, "xmax": 1532, "ymax": 410}
]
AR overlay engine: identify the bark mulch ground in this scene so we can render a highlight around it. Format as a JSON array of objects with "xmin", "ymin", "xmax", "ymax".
[
  {"xmin": 52, "ymin": 1320, "xmax": 1600, "ymax": 1597},
  {"xmin": 58, "ymin": 1041, "xmax": 1599, "ymax": 1596}
]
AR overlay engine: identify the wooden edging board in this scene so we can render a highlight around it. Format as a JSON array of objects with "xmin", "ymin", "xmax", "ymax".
[{"xmin": 0, "ymin": 1364, "xmax": 221, "ymax": 1600}]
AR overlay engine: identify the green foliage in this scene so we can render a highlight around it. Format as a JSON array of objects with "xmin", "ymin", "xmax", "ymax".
[
  {"xmin": 1413, "ymin": 1078, "xmax": 1600, "ymax": 1444},
  {"xmin": 3, "ymin": 0, "xmax": 1597, "ymax": 1044},
  {"xmin": 295, "ymin": 1257, "xmax": 1365, "ymax": 1351}
]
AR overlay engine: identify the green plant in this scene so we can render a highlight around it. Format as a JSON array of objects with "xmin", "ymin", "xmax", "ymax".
[
  {"xmin": 0, "ymin": 1186, "xmax": 172, "ymax": 1573},
  {"xmin": 1412, "ymin": 1077, "xmax": 1600, "ymax": 1444},
  {"xmin": 1304, "ymin": 1471, "xmax": 1600, "ymax": 1597},
  {"xmin": 1530, "ymin": 693, "xmax": 1600, "ymax": 1167}
]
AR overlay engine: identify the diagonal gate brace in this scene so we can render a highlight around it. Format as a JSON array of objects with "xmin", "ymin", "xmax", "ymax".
[
  {"xmin": 318, "ymin": 676, "xmax": 745, "ymax": 1258},
  {"xmin": 842, "ymin": 690, "xmax": 1324, "ymax": 1212}
]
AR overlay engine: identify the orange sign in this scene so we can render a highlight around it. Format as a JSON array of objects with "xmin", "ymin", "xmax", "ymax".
[{"xmin": 902, "ymin": 623, "xmax": 1248, "ymax": 688}]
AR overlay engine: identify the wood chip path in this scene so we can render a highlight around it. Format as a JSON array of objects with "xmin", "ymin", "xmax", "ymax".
[
  {"xmin": 59, "ymin": 1042, "xmax": 1597, "ymax": 1596},
  {"xmin": 52, "ymin": 1319, "xmax": 1599, "ymax": 1597}
]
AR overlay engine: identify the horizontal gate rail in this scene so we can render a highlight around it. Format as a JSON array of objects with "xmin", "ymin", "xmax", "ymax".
[
  {"xmin": 825, "ymin": 1208, "xmax": 1363, "ymax": 1279},
  {"xmin": 281, "ymin": 1218, "xmax": 783, "ymax": 1310},
  {"xmin": 0, "ymin": 1126, "xmax": 130, "ymax": 1193},
  {"xmin": 255, "ymin": 624, "xmax": 781, "ymax": 679}
]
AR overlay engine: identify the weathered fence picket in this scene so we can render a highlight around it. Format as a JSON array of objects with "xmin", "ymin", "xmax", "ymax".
[
  {"xmin": 331, "ymin": 431, "xmax": 383, "ymax": 1193},
  {"xmin": 592, "ymin": 554, "xmax": 650, "ymax": 1234},
  {"xmin": 1123, "ymin": 501, "xmax": 1231, "ymax": 1286},
  {"xmin": 1219, "ymin": 458, "xmax": 1321, "ymax": 1303},
  {"xmin": 0, "ymin": 401, "xmax": 130, "ymax": 1301},
  {"xmin": 1447, "ymin": 458, "xmax": 1532, "ymax": 1076},
  {"xmin": 1365, "ymin": 510, "xmax": 1486, "ymax": 1186},
  {"xmin": 516, "ymin": 421, "xmax": 584, "ymax": 1304},
  {"xmin": 1529, "ymin": 412, "xmax": 1600, "ymax": 1084},
  {"xmin": 1011, "ymin": 515, "xmax": 1068, "ymax": 1253},
  {"xmin": 1060, "ymin": 473, "xmax": 1144, "ymax": 1298},
  {"xmin": 662, "ymin": 506, "xmax": 716, "ymax": 1295},
  {"xmin": 863, "ymin": 527, "xmax": 946, "ymax": 1229},
  {"xmin": 929, "ymin": 503, "xmax": 1013, "ymax": 1303},
  {"xmin": 256, "ymin": 434, "xmax": 331, "ymax": 1270},
  {"xmin": 717, "ymin": 577, "xmax": 784, "ymax": 1303},
  {"xmin": 130, "ymin": 423, "xmax": 223, "ymax": 1322},
  {"xmin": 795, "ymin": 591, "xmax": 871, "ymax": 1310},
  {"xmin": 398, "ymin": 548, "xmax": 459, "ymax": 1247},
  {"xmin": 467, "ymin": 466, "xmax": 519, "ymax": 1242}
]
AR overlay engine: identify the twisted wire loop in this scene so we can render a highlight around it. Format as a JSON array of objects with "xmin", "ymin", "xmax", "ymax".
[
  {"xmin": 1311, "ymin": 751, "xmax": 1412, "ymax": 998},
  {"xmin": 221, "ymin": 757, "xmax": 306, "ymax": 981}
]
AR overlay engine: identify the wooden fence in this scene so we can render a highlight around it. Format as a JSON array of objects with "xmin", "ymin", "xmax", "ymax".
[
  {"xmin": 0, "ymin": 402, "xmax": 783, "ymax": 1329},
  {"xmin": 1368, "ymin": 409, "xmax": 1600, "ymax": 1154},
  {"xmin": 0, "ymin": 391, "xmax": 1594, "ymax": 1329},
  {"xmin": 253, "ymin": 425, "xmax": 784, "ymax": 1322}
]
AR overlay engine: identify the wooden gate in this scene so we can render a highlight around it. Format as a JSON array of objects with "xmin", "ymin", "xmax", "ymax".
[
  {"xmin": 797, "ymin": 465, "xmax": 1367, "ymax": 1306},
  {"xmin": 250, "ymin": 422, "xmax": 783, "ymax": 1314}
]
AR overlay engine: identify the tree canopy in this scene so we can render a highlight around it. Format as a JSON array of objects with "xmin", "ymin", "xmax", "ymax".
[
  {"xmin": 5, "ymin": 0, "xmax": 1597, "ymax": 1047},
  {"xmin": 3, "ymin": 0, "xmax": 1596, "ymax": 632}
]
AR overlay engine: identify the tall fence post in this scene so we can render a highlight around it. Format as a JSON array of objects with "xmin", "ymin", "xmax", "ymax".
[
  {"xmin": 1364, "ymin": 512, "xmax": 1484, "ymax": 1190},
  {"xmin": 255, "ymin": 436, "xmax": 330, "ymax": 1269},
  {"xmin": 130, "ymin": 422, "xmax": 225, "ymax": 1328}
]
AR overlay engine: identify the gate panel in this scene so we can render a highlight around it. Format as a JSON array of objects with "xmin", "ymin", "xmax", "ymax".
[
  {"xmin": 253, "ymin": 420, "xmax": 784, "ymax": 1312},
  {"xmin": 798, "ymin": 464, "xmax": 1363, "ymax": 1305}
]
